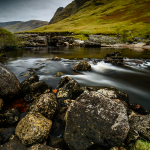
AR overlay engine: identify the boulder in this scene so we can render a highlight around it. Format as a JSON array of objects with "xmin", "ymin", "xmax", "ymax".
[
  {"xmin": 28, "ymin": 144, "xmax": 62, "ymax": 150},
  {"xmin": 0, "ymin": 63, "xmax": 21, "ymax": 100},
  {"xmin": 61, "ymin": 99, "xmax": 75, "ymax": 108},
  {"xmin": 15, "ymin": 112, "xmax": 52, "ymax": 145},
  {"xmin": 29, "ymin": 93, "xmax": 58, "ymax": 120},
  {"xmin": 64, "ymin": 91, "xmax": 130, "ymax": 150},
  {"xmin": 103, "ymin": 52, "xmax": 123, "ymax": 65},
  {"xmin": 0, "ymin": 136, "xmax": 28, "ymax": 150},
  {"xmin": 0, "ymin": 127, "xmax": 15, "ymax": 145},
  {"xmin": 24, "ymin": 81, "xmax": 52, "ymax": 103},
  {"xmin": 129, "ymin": 113, "xmax": 150, "ymax": 141},
  {"xmin": 3, "ymin": 108, "xmax": 20, "ymax": 125},
  {"xmin": 56, "ymin": 76, "xmax": 83, "ymax": 102},
  {"xmin": 84, "ymin": 40, "xmax": 101, "ymax": 47},
  {"xmin": 21, "ymin": 75, "xmax": 39, "ymax": 95},
  {"xmin": 73, "ymin": 60, "xmax": 91, "ymax": 71},
  {"xmin": 73, "ymin": 40, "xmax": 84, "ymax": 46}
]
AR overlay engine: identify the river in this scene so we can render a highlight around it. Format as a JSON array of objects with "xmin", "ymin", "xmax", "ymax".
[{"xmin": 1, "ymin": 46, "xmax": 150, "ymax": 110}]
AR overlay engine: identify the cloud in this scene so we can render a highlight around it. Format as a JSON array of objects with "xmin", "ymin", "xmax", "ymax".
[{"xmin": 0, "ymin": 0, "xmax": 73, "ymax": 22}]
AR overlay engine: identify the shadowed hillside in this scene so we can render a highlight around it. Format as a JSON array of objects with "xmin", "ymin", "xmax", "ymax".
[
  {"xmin": 0, "ymin": 21, "xmax": 22, "ymax": 28},
  {"xmin": 4, "ymin": 20, "xmax": 48, "ymax": 33},
  {"xmin": 30, "ymin": 0, "xmax": 150, "ymax": 39}
]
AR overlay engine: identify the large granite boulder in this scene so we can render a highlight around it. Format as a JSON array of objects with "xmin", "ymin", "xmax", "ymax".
[
  {"xmin": 64, "ymin": 91, "xmax": 130, "ymax": 150},
  {"xmin": 73, "ymin": 60, "xmax": 91, "ymax": 71},
  {"xmin": 29, "ymin": 93, "xmax": 58, "ymax": 120},
  {"xmin": 56, "ymin": 76, "xmax": 83, "ymax": 102},
  {"xmin": 15, "ymin": 112, "xmax": 52, "ymax": 145},
  {"xmin": 0, "ymin": 63, "xmax": 21, "ymax": 100},
  {"xmin": 103, "ymin": 52, "xmax": 123, "ymax": 65}
]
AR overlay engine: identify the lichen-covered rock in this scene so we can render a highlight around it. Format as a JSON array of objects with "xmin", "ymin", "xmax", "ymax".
[
  {"xmin": 21, "ymin": 75, "xmax": 39, "ymax": 95},
  {"xmin": 64, "ymin": 91, "xmax": 130, "ymax": 150},
  {"xmin": 3, "ymin": 108, "xmax": 20, "ymax": 125},
  {"xmin": 29, "ymin": 93, "xmax": 58, "ymax": 120},
  {"xmin": 0, "ymin": 136, "xmax": 28, "ymax": 150},
  {"xmin": 24, "ymin": 81, "xmax": 52, "ymax": 103},
  {"xmin": 73, "ymin": 60, "xmax": 91, "ymax": 71},
  {"xmin": 0, "ymin": 63, "xmax": 21, "ymax": 100},
  {"xmin": 61, "ymin": 99, "xmax": 75, "ymax": 107},
  {"xmin": 57, "ymin": 76, "xmax": 83, "ymax": 101},
  {"xmin": 15, "ymin": 112, "xmax": 52, "ymax": 145},
  {"xmin": 129, "ymin": 114, "xmax": 150, "ymax": 141},
  {"xmin": 103, "ymin": 52, "xmax": 123, "ymax": 65},
  {"xmin": 28, "ymin": 144, "xmax": 62, "ymax": 150}
]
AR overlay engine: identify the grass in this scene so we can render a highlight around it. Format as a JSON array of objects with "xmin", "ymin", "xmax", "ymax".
[
  {"xmin": 28, "ymin": 0, "xmax": 150, "ymax": 40},
  {"xmin": 131, "ymin": 140, "xmax": 150, "ymax": 150},
  {"xmin": 0, "ymin": 28, "xmax": 20, "ymax": 50}
]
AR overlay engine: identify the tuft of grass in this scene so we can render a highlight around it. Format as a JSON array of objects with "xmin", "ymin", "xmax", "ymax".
[
  {"xmin": 131, "ymin": 140, "xmax": 150, "ymax": 150},
  {"xmin": 0, "ymin": 28, "xmax": 20, "ymax": 50}
]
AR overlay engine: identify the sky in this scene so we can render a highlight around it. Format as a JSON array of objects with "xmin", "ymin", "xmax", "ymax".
[{"xmin": 0, "ymin": 0, "xmax": 73, "ymax": 22}]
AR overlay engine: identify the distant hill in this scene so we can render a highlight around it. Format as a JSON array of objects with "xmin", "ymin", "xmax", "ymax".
[
  {"xmin": 4, "ymin": 20, "xmax": 48, "ymax": 33},
  {"xmin": 31, "ymin": 0, "xmax": 150, "ymax": 39},
  {"xmin": 0, "ymin": 21, "xmax": 22, "ymax": 28}
]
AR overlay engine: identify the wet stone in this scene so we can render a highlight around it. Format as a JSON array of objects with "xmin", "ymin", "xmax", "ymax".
[
  {"xmin": 28, "ymin": 144, "xmax": 62, "ymax": 150},
  {"xmin": 15, "ymin": 112, "xmax": 52, "ymax": 145}
]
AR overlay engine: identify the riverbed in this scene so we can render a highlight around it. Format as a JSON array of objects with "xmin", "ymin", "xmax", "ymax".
[{"xmin": 1, "ymin": 46, "xmax": 150, "ymax": 110}]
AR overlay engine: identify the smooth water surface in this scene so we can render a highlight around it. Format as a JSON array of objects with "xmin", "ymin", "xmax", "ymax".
[{"xmin": 1, "ymin": 46, "xmax": 150, "ymax": 110}]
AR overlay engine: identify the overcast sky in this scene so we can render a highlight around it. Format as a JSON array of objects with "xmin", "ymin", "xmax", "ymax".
[{"xmin": 0, "ymin": 0, "xmax": 73, "ymax": 22}]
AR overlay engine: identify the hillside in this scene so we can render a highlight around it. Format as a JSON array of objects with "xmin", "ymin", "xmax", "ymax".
[
  {"xmin": 30, "ymin": 0, "xmax": 150, "ymax": 40},
  {"xmin": 0, "ymin": 21, "xmax": 22, "ymax": 28},
  {"xmin": 4, "ymin": 20, "xmax": 48, "ymax": 33}
]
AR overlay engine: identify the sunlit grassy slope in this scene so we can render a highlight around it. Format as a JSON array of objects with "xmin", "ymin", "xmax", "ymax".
[{"xmin": 30, "ymin": 0, "xmax": 150, "ymax": 39}]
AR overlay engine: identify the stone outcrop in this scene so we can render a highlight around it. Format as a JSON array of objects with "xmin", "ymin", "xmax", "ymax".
[
  {"xmin": 15, "ymin": 34, "xmax": 48, "ymax": 47},
  {"xmin": 103, "ymin": 52, "xmax": 124, "ymax": 65},
  {"xmin": 73, "ymin": 60, "xmax": 91, "ymax": 71},
  {"xmin": 15, "ymin": 112, "xmax": 52, "ymax": 145},
  {"xmin": 29, "ymin": 93, "xmax": 58, "ymax": 120},
  {"xmin": 64, "ymin": 91, "xmax": 130, "ymax": 150},
  {"xmin": 0, "ymin": 63, "xmax": 21, "ymax": 100}
]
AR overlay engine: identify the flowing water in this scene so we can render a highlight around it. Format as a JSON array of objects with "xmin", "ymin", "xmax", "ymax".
[{"xmin": 1, "ymin": 46, "xmax": 150, "ymax": 110}]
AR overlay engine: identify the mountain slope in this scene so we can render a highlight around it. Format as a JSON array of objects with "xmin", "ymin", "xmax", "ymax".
[
  {"xmin": 0, "ymin": 21, "xmax": 22, "ymax": 28},
  {"xmin": 4, "ymin": 20, "xmax": 48, "ymax": 33},
  {"xmin": 30, "ymin": 0, "xmax": 150, "ymax": 39}
]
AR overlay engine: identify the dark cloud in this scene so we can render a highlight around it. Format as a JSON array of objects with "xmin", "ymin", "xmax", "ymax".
[{"xmin": 0, "ymin": 0, "xmax": 73, "ymax": 22}]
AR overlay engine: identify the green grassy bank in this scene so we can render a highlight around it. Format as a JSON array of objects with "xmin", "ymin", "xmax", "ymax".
[{"xmin": 29, "ymin": 0, "xmax": 150, "ymax": 40}]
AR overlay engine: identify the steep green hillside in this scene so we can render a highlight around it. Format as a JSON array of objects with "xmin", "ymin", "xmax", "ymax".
[
  {"xmin": 4, "ymin": 20, "xmax": 48, "ymax": 33},
  {"xmin": 0, "ymin": 28, "xmax": 20, "ymax": 50},
  {"xmin": 30, "ymin": 0, "xmax": 150, "ymax": 40}
]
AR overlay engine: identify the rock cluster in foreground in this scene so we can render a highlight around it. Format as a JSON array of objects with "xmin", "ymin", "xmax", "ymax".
[{"xmin": 0, "ymin": 61, "xmax": 150, "ymax": 150}]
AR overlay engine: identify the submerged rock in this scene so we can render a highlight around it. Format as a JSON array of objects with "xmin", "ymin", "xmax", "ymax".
[
  {"xmin": 73, "ymin": 60, "xmax": 91, "ymax": 71},
  {"xmin": 15, "ymin": 112, "xmax": 52, "ymax": 145},
  {"xmin": 0, "ymin": 62, "xmax": 21, "ymax": 100},
  {"xmin": 29, "ymin": 93, "xmax": 58, "ymax": 120},
  {"xmin": 64, "ymin": 91, "xmax": 130, "ymax": 150},
  {"xmin": 103, "ymin": 52, "xmax": 123, "ymax": 65}
]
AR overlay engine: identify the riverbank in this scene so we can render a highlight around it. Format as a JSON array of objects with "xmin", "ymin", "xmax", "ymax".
[{"xmin": 0, "ymin": 55, "xmax": 150, "ymax": 149}]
